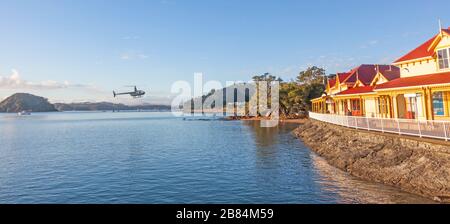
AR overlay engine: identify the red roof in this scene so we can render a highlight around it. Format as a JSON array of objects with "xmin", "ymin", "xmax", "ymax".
[
  {"xmin": 394, "ymin": 28, "xmax": 450, "ymax": 63},
  {"xmin": 375, "ymin": 72, "xmax": 450, "ymax": 90},
  {"xmin": 346, "ymin": 64, "xmax": 400, "ymax": 86},
  {"xmin": 337, "ymin": 72, "xmax": 352, "ymax": 83},
  {"xmin": 381, "ymin": 69, "xmax": 401, "ymax": 81},
  {"xmin": 337, "ymin": 86, "xmax": 375, "ymax": 96},
  {"xmin": 394, "ymin": 35, "xmax": 437, "ymax": 63},
  {"xmin": 328, "ymin": 78, "xmax": 336, "ymax": 88}
]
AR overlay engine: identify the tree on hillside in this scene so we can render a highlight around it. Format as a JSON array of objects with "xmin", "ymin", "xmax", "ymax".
[
  {"xmin": 278, "ymin": 66, "xmax": 327, "ymax": 117},
  {"xmin": 296, "ymin": 66, "xmax": 326, "ymax": 85}
]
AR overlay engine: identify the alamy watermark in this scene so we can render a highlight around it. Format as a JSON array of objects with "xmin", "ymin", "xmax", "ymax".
[{"xmin": 170, "ymin": 73, "xmax": 279, "ymax": 127}]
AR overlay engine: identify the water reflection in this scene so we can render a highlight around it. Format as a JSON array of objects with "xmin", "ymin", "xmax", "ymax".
[
  {"xmin": 243, "ymin": 120, "xmax": 434, "ymax": 204},
  {"xmin": 0, "ymin": 113, "xmax": 436, "ymax": 204},
  {"xmin": 242, "ymin": 120, "xmax": 294, "ymax": 170},
  {"xmin": 242, "ymin": 120, "xmax": 281, "ymax": 147}
]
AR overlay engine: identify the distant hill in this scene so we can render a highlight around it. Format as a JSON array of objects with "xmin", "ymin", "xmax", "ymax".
[
  {"xmin": 0, "ymin": 93, "xmax": 171, "ymax": 113},
  {"xmin": 0, "ymin": 93, "xmax": 57, "ymax": 113},
  {"xmin": 183, "ymin": 83, "xmax": 256, "ymax": 112},
  {"xmin": 54, "ymin": 102, "xmax": 171, "ymax": 111}
]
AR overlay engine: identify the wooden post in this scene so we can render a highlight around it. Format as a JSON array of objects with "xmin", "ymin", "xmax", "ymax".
[
  {"xmin": 359, "ymin": 97, "xmax": 363, "ymax": 116},
  {"xmin": 388, "ymin": 95, "xmax": 394, "ymax": 118},
  {"xmin": 425, "ymin": 87, "xmax": 434, "ymax": 120}
]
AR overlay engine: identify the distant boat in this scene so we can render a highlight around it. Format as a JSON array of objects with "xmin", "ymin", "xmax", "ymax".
[{"xmin": 18, "ymin": 110, "xmax": 32, "ymax": 116}]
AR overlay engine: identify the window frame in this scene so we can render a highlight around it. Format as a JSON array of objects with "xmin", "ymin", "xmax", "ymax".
[
  {"xmin": 437, "ymin": 48, "xmax": 450, "ymax": 70},
  {"xmin": 432, "ymin": 91, "xmax": 445, "ymax": 116}
]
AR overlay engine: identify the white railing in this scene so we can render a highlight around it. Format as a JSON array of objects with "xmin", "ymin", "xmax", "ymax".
[{"xmin": 309, "ymin": 112, "xmax": 450, "ymax": 141}]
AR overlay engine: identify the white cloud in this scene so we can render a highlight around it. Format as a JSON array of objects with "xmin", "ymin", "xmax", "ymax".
[
  {"xmin": 120, "ymin": 52, "xmax": 149, "ymax": 60},
  {"xmin": 121, "ymin": 53, "xmax": 131, "ymax": 60},
  {"xmin": 0, "ymin": 69, "xmax": 91, "ymax": 90},
  {"xmin": 0, "ymin": 69, "xmax": 174, "ymax": 105}
]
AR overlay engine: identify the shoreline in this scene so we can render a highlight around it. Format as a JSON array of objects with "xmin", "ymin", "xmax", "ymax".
[
  {"xmin": 227, "ymin": 116, "xmax": 308, "ymax": 124},
  {"xmin": 295, "ymin": 119, "xmax": 450, "ymax": 203}
]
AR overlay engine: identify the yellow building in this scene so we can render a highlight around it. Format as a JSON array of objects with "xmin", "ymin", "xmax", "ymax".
[
  {"xmin": 312, "ymin": 64, "xmax": 400, "ymax": 118},
  {"xmin": 312, "ymin": 27, "xmax": 450, "ymax": 121}
]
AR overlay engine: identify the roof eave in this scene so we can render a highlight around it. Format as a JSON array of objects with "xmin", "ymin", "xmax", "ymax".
[
  {"xmin": 375, "ymin": 82, "xmax": 450, "ymax": 92},
  {"xmin": 393, "ymin": 56, "xmax": 434, "ymax": 65},
  {"xmin": 334, "ymin": 92, "xmax": 376, "ymax": 98}
]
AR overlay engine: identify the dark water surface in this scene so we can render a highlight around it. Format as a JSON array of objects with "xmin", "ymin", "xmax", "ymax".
[{"xmin": 0, "ymin": 112, "xmax": 432, "ymax": 203}]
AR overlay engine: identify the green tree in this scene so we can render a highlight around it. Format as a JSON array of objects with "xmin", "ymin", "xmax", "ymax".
[
  {"xmin": 277, "ymin": 66, "xmax": 326, "ymax": 117},
  {"xmin": 296, "ymin": 66, "xmax": 326, "ymax": 85}
]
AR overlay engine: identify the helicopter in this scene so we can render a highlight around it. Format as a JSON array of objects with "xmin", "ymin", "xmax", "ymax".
[{"xmin": 113, "ymin": 86, "xmax": 146, "ymax": 98}]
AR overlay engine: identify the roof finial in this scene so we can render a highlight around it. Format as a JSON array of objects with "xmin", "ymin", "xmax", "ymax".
[{"xmin": 439, "ymin": 19, "xmax": 443, "ymax": 34}]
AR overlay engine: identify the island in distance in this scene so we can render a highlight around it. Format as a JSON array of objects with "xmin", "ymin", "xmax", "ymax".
[
  {"xmin": 0, "ymin": 93, "xmax": 171, "ymax": 113},
  {"xmin": 0, "ymin": 93, "xmax": 57, "ymax": 113},
  {"xmin": 53, "ymin": 102, "xmax": 171, "ymax": 112}
]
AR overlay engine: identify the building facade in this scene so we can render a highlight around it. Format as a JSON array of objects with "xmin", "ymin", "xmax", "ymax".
[
  {"xmin": 312, "ymin": 27, "xmax": 450, "ymax": 121},
  {"xmin": 312, "ymin": 64, "xmax": 400, "ymax": 118}
]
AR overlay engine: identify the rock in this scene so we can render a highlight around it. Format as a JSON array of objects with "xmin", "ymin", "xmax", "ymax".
[{"xmin": 294, "ymin": 119, "xmax": 450, "ymax": 203}]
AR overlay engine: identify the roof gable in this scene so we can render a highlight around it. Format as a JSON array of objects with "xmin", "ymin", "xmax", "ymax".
[
  {"xmin": 353, "ymin": 79, "xmax": 365, "ymax": 88},
  {"xmin": 351, "ymin": 64, "xmax": 399, "ymax": 86},
  {"xmin": 332, "ymin": 64, "xmax": 400, "ymax": 92},
  {"xmin": 337, "ymin": 72, "xmax": 352, "ymax": 83},
  {"xmin": 355, "ymin": 65, "xmax": 378, "ymax": 85}
]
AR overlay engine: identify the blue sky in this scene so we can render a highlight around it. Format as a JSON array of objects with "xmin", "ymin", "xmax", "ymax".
[{"xmin": 0, "ymin": 0, "xmax": 449, "ymax": 104}]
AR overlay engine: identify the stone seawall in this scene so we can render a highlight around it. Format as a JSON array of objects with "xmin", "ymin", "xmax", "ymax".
[{"xmin": 294, "ymin": 119, "xmax": 450, "ymax": 203}]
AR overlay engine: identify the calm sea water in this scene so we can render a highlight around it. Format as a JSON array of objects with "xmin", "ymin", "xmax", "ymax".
[{"xmin": 0, "ymin": 112, "xmax": 432, "ymax": 204}]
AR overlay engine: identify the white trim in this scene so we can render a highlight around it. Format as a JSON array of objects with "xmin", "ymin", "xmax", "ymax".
[{"xmin": 335, "ymin": 92, "xmax": 376, "ymax": 98}]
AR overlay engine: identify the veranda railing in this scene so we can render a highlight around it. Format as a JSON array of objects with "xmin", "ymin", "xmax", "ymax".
[{"xmin": 309, "ymin": 112, "xmax": 450, "ymax": 141}]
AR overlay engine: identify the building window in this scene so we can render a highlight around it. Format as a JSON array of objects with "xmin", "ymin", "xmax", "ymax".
[
  {"xmin": 351, "ymin": 99, "xmax": 361, "ymax": 111},
  {"xmin": 438, "ymin": 48, "xmax": 450, "ymax": 70},
  {"xmin": 406, "ymin": 96, "xmax": 417, "ymax": 119},
  {"xmin": 376, "ymin": 97, "xmax": 389, "ymax": 118},
  {"xmin": 376, "ymin": 96, "xmax": 391, "ymax": 118},
  {"xmin": 433, "ymin": 92, "xmax": 445, "ymax": 116}
]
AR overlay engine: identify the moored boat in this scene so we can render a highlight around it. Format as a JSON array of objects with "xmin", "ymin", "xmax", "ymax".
[{"xmin": 17, "ymin": 110, "xmax": 32, "ymax": 116}]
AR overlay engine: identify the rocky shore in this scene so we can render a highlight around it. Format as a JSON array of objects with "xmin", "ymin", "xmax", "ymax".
[{"xmin": 294, "ymin": 119, "xmax": 450, "ymax": 203}]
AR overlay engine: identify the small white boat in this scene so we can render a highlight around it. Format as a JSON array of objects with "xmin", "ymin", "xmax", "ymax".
[{"xmin": 18, "ymin": 110, "xmax": 32, "ymax": 116}]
